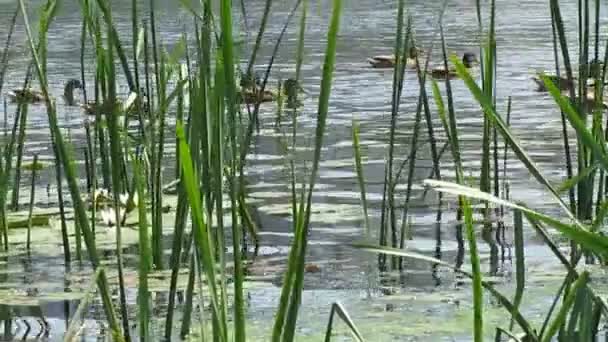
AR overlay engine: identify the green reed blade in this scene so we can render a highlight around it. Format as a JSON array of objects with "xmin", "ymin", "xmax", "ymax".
[
  {"xmin": 219, "ymin": 0, "xmax": 246, "ymax": 338},
  {"xmin": 270, "ymin": 3, "xmax": 308, "ymax": 339},
  {"xmin": 523, "ymin": 213, "xmax": 576, "ymax": 275},
  {"xmin": 509, "ymin": 210, "xmax": 525, "ymax": 331},
  {"xmin": 452, "ymin": 55, "xmax": 579, "ymax": 224},
  {"xmin": 245, "ymin": 0, "xmax": 273, "ymax": 78},
  {"xmin": 239, "ymin": 194, "xmax": 259, "ymax": 249},
  {"xmin": 590, "ymin": 199, "xmax": 608, "ymax": 232},
  {"xmin": 385, "ymin": 0, "xmax": 408, "ymax": 268},
  {"xmin": 239, "ymin": 0, "xmax": 302, "ymax": 167},
  {"xmin": 462, "ymin": 193, "xmax": 483, "ymax": 341},
  {"xmin": 276, "ymin": 1, "xmax": 342, "ymax": 340},
  {"xmin": 353, "ymin": 243, "xmax": 537, "ymax": 339},
  {"xmin": 64, "ymin": 267, "xmax": 103, "ymax": 341},
  {"xmin": 25, "ymin": 154, "xmax": 38, "ymax": 250},
  {"xmin": 17, "ymin": 0, "xmax": 124, "ymax": 338},
  {"xmin": 557, "ymin": 163, "xmax": 599, "ymax": 194},
  {"xmin": 176, "ymin": 122, "xmax": 226, "ymax": 341},
  {"xmin": 541, "ymin": 272, "xmax": 590, "ymax": 342},
  {"xmin": 425, "ymin": 179, "xmax": 608, "ymax": 258},
  {"xmin": 92, "ymin": 0, "xmax": 135, "ymax": 91},
  {"xmin": 323, "ymin": 302, "xmax": 365, "ymax": 342},
  {"xmin": 134, "ymin": 156, "xmax": 151, "ymax": 341},
  {"xmin": 542, "ymin": 75, "xmax": 608, "ymax": 170},
  {"xmin": 0, "ymin": 4, "xmax": 18, "ymax": 97},
  {"xmin": 10, "ymin": 100, "xmax": 28, "ymax": 211},
  {"xmin": 104, "ymin": 24, "xmax": 132, "ymax": 341},
  {"xmin": 494, "ymin": 328, "xmax": 524, "ymax": 342},
  {"xmin": 180, "ymin": 251, "xmax": 196, "ymax": 339},
  {"xmin": 352, "ymin": 121, "xmax": 370, "ymax": 239}
]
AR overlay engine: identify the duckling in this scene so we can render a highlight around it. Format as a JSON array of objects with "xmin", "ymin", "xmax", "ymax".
[
  {"xmin": 582, "ymin": 58, "xmax": 603, "ymax": 79},
  {"xmin": 81, "ymin": 90, "xmax": 148, "ymax": 116},
  {"xmin": 240, "ymin": 70, "xmax": 263, "ymax": 89},
  {"xmin": 532, "ymin": 74, "xmax": 574, "ymax": 92},
  {"xmin": 238, "ymin": 89, "xmax": 276, "ymax": 104},
  {"xmin": 7, "ymin": 78, "xmax": 83, "ymax": 104},
  {"xmin": 367, "ymin": 46, "xmax": 421, "ymax": 69},
  {"xmin": 63, "ymin": 79, "xmax": 84, "ymax": 106},
  {"xmin": 237, "ymin": 70, "xmax": 277, "ymax": 104},
  {"xmin": 7, "ymin": 87, "xmax": 45, "ymax": 103},
  {"xmin": 429, "ymin": 52, "xmax": 478, "ymax": 79},
  {"xmin": 570, "ymin": 91, "xmax": 608, "ymax": 111},
  {"xmin": 282, "ymin": 78, "xmax": 305, "ymax": 109}
]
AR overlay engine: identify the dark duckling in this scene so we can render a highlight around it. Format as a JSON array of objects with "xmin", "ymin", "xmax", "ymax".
[
  {"xmin": 532, "ymin": 74, "xmax": 574, "ymax": 92},
  {"xmin": 429, "ymin": 52, "xmax": 478, "ymax": 79}
]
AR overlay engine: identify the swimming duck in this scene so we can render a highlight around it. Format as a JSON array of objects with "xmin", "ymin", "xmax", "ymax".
[
  {"xmin": 571, "ymin": 91, "xmax": 608, "ymax": 111},
  {"xmin": 63, "ymin": 79, "xmax": 84, "ymax": 106},
  {"xmin": 237, "ymin": 70, "xmax": 277, "ymax": 104},
  {"xmin": 429, "ymin": 52, "xmax": 478, "ymax": 79},
  {"xmin": 282, "ymin": 78, "xmax": 306, "ymax": 109},
  {"xmin": 582, "ymin": 58, "xmax": 603, "ymax": 79},
  {"xmin": 81, "ymin": 90, "xmax": 148, "ymax": 116},
  {"xmin": 240, "ymin": 70, "xmax": 263, "ymax": 89},
  {"xmin": 238, "ymin": 88, "xmax": 276, "ymax": 104},
  {"xmin": 367, "ymin": 46, "xmax": 421, "ymax": 69},
  {"xmin": 7, "ymin": 78, "xmax": 83, "ymax": 105},
  {"xmin": 7, "ymin": 87, "xmax": 45, "ymax": 103},
  {"xmin": 532, "ymin": 74, "xmax": 574, "ymax": 92}
]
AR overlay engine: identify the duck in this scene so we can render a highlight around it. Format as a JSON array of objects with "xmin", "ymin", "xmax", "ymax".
[
  {"xmin": 238, "ymin": 88, "xmax": 276, "ymax": 104},
  {"xmin": 429, "ymin": 52, "xmax": 478, "ymax": 79},
  {"xmin": 367, "ymin": 46, "xmax": 421, "ymax": 69},
  {"xmin": 239, "ymin": 70, "xmax": 263, "ymax": 89},
  {"xmin": 63, "ymin": 79, "xmax": 84, "ymax": 106},
  {"xmin": 237, "ymin": 70, "xmax": 277, "ymax": 104},
  {"xmin": 7, "ymin": 78, "xmax": 83, "ymax": 104},
  {"xmin": 282, "ymin": 78, "xmax": 306, "ymax": 109},
  {"xmin": 7, "ymin": 87, "xmax": 45, "ymax": 103},
  {"xmin": 570, "ymin": 91, "xmax": 608, "ymax": 111},
  {"xmin": 532, "ymin": 74, "xmax": 574, "ymax": 92},
  {"xmin": 582, "ymin": 58, "xmax": 603, "ymax": 79},
  {"xmin": 81, "ymin": 90, "xmax": 148, "ymax": 116}
]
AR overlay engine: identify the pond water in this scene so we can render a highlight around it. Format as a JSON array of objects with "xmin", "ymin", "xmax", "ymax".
[{"xmin": 0, "ymin": 0, "xmax": 604, "ymax": 340}]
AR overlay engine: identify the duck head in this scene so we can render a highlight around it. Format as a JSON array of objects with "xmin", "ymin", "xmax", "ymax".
[
  {"xmin": 64, "ymin": 78, "xmax": 83, "ymax": 106},
  {"xmin": 283, "ymin": 78, "xmax": 304, "ymax": 94},
  {"xmin": 462, "ymin": 52, "xmax": 479, "ymax": 68},
  {"xmin": 587, "ymin": 58, "xmax": 603, "ymax": 79},
  {"xmin": 408, "ymin": 45, "xmax": 420, "ymax": 59},
  {"xmin": 240, "ymin": 70, "xmax": 263, "ymax": 89}
]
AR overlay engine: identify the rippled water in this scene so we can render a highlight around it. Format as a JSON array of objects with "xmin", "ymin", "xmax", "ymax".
[{"xmin": 0, "ymin": 0, "xmax": 602, "ymax": 340}]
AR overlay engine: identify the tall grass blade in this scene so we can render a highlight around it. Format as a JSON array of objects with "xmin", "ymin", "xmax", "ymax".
[
  {"xmin": 352, "ymin": 121, "xmax": 370, "ymax": 238},
  {"xmin": 176, "ymin": 122, "xmax": 226, "ymax": 341},
  {"xmin": 219, "ymin": 0, "xmax": 246, "ymax": 338},
  {"xmin": 134, "ymin": 156, "xmax": 151, "ymax": 341},
  {"xmin": 323, "ymin": 302, "xmax": 365, "ymax": 342},
  {"xmin": 451, "ymin": 55, "xmax": 578, "ymax": 223},
  {"xmin": 541, "ymin": 272, "xmax": 590, "ymax": 342},
  {"xmin": 16, "ymin": 0, "xmax": 123, "ymax": 338},
  {"xmin": 26, "ymin": 154, "xmax": 39, "ymax": 250},
  {"xmin": 0, "ymin": 5, "xmax": 18, "ymax": 96},
  {"xmin": 424, "ymin": 180, "xmax": 608, "ymax": 257},
  {"xmin": 352, "ymin": 244, "xmax": 537, "ymax": 339},
  {"xmin": 509, "ymin": 210, "xmax": 525, "ymax": 331},
  {"xmin": 275, "ymin": 0, "xmax": 342, "ymax": 340}
]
